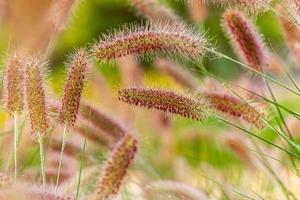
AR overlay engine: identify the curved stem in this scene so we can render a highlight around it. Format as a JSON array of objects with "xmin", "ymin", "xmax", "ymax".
[
  {"xmin": 205, "ymin": 48, "xmax": 300, "ymax": 96},
  {"xmin": 55, "ymin": 124, "xmax": 68, "ymax": 191},
  {"xmin": 206, "ymin": 112, "xmax": 300, "ymax": 159}
]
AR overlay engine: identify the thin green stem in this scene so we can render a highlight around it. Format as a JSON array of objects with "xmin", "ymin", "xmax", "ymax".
[
  {"xmin": 76, "ymin": 129, "xmax": 88, "ymax": 199},
  {"xmin": 55, "ymin": 124, "xmax": 68, "ymax": 191},
  {"xmin": 13, "ymin": 111, "xmax": 19, "ymax": 182},
  {"xmin": 39, "ymin": 134, "xmax": 46, "ymax": 187},
  {"xmin": 205, "ymin": 111, "xmax": 300, "ymax": 159},
  {"xmin": 205, "ymin": 48, "xmax": 300, "ymax": 96},
  {"xmin": 225, "ymin": 84, "xmax": 300, "ymax": 154}
]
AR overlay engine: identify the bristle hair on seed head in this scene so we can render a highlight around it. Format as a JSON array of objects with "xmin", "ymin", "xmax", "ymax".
[
  {"xmin": 130, "ymin": 0, "xmax": 183, "ymax": 26},
  {"xmin": 154, "ymin": 58, "xmax": 198, "ymax": 90},
  {"xmin": 92, "ymin": 22, "xmax": 208, "ymax": 62},
  {"xmin": 59, "ymin": 48, "xmax": 89, "ymax": 127},
  {"xmin": 48, "ymin": 0, "xmax": 76, "ymax": 30},
  {"xmin": 93, "ymin": 134, "xmax": 137, "ymax": 200},
  {"xmin": 182, "ymin": 0, "xmax": 270, "ymax": 13},
  {"xmin": 25, "ymin": 58, "xmax": 49, "ymax": 137},
  {"xmin": 80, "ymin": 103, "xmax": 127, "ymax": 139},
  {"xmin": 278, "ymin": 7, "xmax": 300, "ymax": 66},
  {"xmin": 118, "ymin": 87, "xmax": 208, "ymax": 121},
  {"xmin": 223, "ymin": 9, "xmax": 269, "ymax": 71},
  {"xmin": 202, "ymin": 91, "xmax": 265, "ymax": 129},
  {"xmin": 5, "ymin": 53, "xmax": 25, "ymax": 115}
]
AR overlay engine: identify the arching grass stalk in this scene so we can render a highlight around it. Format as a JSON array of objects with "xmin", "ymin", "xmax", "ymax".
[
  {"xmin": 204, "ymin": 47, "xmax": 300, "ymax": 96},
  {"xmin": 55, "ymin": 124, "xmax": 68, "ymax": 191},
  {"xmin": 191, "ymin": 60, "xmax": 300, "ymax": 121},
  {"xmin": 263, "ymin": 75, "xmax": 294, "ymax": 140},
  {"xmin": 75, "ymin": 108, "xmax": 91, "ymax": 199},
  {"xmin": 13, "ymin": 111, "xmax": 19, "ymax": 182},
  {"xmin": 205, "ymin": 111, "xmax": 300, "ymax": 159},
  {"xmin": 57, "ymin": 49, "xmax": 88, "ymax": 191},
  {"xmin": 224, "ymin": 85, "xmax": 300, "ymax": 155},
  {"xmin": 250, "ymin": 138, "xmax": 297, "ymax": 200},
  {"xmin": 280, "ymin": 2, "xmax": 300, "ymax": 27},
  {"xmin": 38, "ymin": 134, "xmax": 46, "ymax": 188}
]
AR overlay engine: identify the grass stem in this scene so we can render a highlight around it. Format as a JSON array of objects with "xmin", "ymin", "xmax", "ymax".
[
  {"xmin": 39, "ymin": 134, "xmax": 46, "ymax": 187},
  {"xmin": 55, "ymin": 124, "xmax": 68, "ymax": 191},
  {"xmin": 75, "ymin": 128, "xmax": 88, "ymax": 199},
  {"xmin": 13, "ymin": 111, "xmax": 19, "ymax": 182}
]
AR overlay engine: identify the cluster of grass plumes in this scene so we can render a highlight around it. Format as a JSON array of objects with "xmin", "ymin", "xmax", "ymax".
[
  {"xmin": 92, "ymin": 23, "xmax": 207, "ymax": 62},
  {"xmin": 2, "ymin": 0, "xmax": 300, "ymax": 199}
]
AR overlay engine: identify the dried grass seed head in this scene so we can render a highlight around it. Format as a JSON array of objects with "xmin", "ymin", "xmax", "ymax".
[
  {"xmin": 5, "ymin": 53, "xmax": 25, "ymax": 115},
  {"xmin": 93, "ymin": 23, "xmax": 208, "ymax": 62},
  {"xmin": 80, "ymin": 103, "xmax": 127, "ymax": 139},
  {"xmin": 25, "ymin": 59, "xmax": 49, "ymax": 137},
  {"xmin": 130, "ymin": 0, "xmax": 183, "ymax": 26},
  {"xmin": 202, "ymin": 91, "xmax": 266, "ymax": 129},
  {"xmin": 118, "ymin": 87, "xmax": 208, "ymax": 121},
  {"xmin": 59, "ymin": 48, "xmax": 89, "ymax": 127},
  {"xmin": 188, "ymin": 0, "xmax": 270, "ymax": 13},
  {"xmin": 94, "ymin": 133, "xmax": 137, "ymax": 199},
  {"xmin": 223, "ymin": 9, "xmax": 269, "ymax": 71}
]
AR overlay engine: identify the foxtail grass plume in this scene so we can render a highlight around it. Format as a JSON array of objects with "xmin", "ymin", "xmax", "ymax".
[
  {"xmin": 188, "ymin": 0, "xmax": 208, "ymax": 23},
  {"xmin": 223, "ymin": 133, "xmax": 255, "ymax": 169},
  {"xmin": 5, "ymin": 53, "xmax": 25, "ymax": 115},
  {"xmin": 278, "ymin": 6, "xmax": 300, "ymax": 67},
  {"xmin": 146, "ymin": 180, "xmax": 209, "ymax": 200},
  {"xmin": 93, "ymin": 23, "xmax": 207, "ymax": 61},
  {"xmin": 25, "ymin": 59, "xmax": 49, "ymax": 137},
  {"xmin": 197, "ymin": 0, "xmax": 270, "ymax": 12},
  {"xmin": 223, "ymin": 10, "xmax": 268, "ymax": 71},
  {"xmin": 117, "ymin": 55, "xmax": 143, "ymax": 85},
  {"xmin": 59, "ymin": 49, "xmax": 88, "ymax": 127},
  {"xmin": 93, "ymin": 134, "xmax": 137, "ymax": 199},
  {"xmin": 202, "ymin": 91, "xmax": 265, "ymax": 129},
  {"xmin": 48, "ymin": 0, "xmax": 76, "ymax": 30},
  {"xmin": 80, "ymin": 103, "xmax": 126, "ymax": 139},
  {"xmin": 130, "ymin": 0, "xmax": 183, "ymax": 25},
  {"xmin": 154, "ymin": 58, "xmax": 198, "ymax": 90},
  {"xmin": 51, "ymin": 134, "xmax": 83, "ymax": 156},
  {"xmin": 0, "ymin": 184, "xmax": 74, "ymax": 200},
  {"xmin": 118, "ymin": 87, "xmax": 207, "ymax": 120},
  {"xmin": 74, "ymin": 121, "xmax": 114, "ymax": 147}
]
